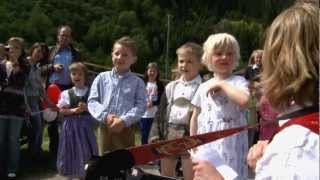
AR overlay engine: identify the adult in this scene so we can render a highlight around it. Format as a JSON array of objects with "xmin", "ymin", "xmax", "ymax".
[
  {"xmin": 47, "ymin": 25, "xmax": 81, "ymax": 90},
  {"xmin": 45, "ymin": 25, "xmax": 81, "ymax": 166},
  {"xmin": 247, "ymin": 2, "xmax": 319, "ymax": 179},
  {"xmin": 0, "ymin": 37, "xmax": 30, "ymax": 179},
  {"xmin": 24, "ymin": 42, "xmax": 50, "ymax": 161}
]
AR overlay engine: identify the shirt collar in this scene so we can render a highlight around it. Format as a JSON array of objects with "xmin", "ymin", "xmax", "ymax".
[
  {"xmin": 57, "ymin": 45, "xmax": 71, "ymax": 52},
  {"xmin": 111, "ymin": 68, "xmax": 131, "ymax": 79},
  {"xmin": 177, "ymin": 75, "xmax": 202, "ymax": 86}
]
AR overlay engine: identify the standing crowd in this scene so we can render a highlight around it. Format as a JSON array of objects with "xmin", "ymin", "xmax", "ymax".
[{"xmin": 0, "ymin": 0, "xmax": 318, "ymax": 180}]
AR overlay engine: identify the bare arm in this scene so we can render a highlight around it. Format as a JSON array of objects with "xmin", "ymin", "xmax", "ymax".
[
  {"xmin": 190, "ymin": 106, "xmax": 201, "ymax": 136},
  {"xmin": 247, "ymin": 140, "xmax": 269, "ymax": 170},
  {"xmin": 59, "ymin": 102, "xmax": 87, "ymax": 116},
  {"xmin": 207, "ymin": 80, "xmax": 249, "ymax": 108}
]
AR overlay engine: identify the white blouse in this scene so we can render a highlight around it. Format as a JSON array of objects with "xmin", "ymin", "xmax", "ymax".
[
  {"xmin": 255, "ymin": 124, "xmax": 319, "ymax": 180},
  {"xmin": 57, "ymin": 86, "xmax": 88, "ymax": 108},
  {"xmin": 191, "ymin": 75, "xmax": 249, "ymax": 179}
]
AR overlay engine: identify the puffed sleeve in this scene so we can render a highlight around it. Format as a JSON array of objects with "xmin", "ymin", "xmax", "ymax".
[{"xmin": 57, "ymin": 90, "xmax": 70, "ymax": 108}]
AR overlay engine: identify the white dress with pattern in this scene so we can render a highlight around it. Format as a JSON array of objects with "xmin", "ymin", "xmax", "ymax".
[{"xmin": 191, "ymin": 75, "xmax": 249, "ymax": 180}]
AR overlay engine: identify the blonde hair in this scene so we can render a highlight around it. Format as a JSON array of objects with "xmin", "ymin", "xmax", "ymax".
[
  {"xmin": 248, "ymin": 49, "xmax": 263, "ymax": 65},
  {"xmin": 202, "ymin": 33, "xmax": 240, "ymax": 72},
  {"xmin": 113, "ymin": 36, "xmax": 137, "ymax": 56},
  {"xmin": 261, "ymin": 3, "xmax": 319, "ymax": 111},
  {"xmin": 176, "ymin": 42, "xmax": 203, "ymax": 62}
]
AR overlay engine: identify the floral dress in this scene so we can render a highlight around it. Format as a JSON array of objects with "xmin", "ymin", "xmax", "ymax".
[{"xmin": 191, "ymin": 75, "xmax": 249, "ymax": 180}]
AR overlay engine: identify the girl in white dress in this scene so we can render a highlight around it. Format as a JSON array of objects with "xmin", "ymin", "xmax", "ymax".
[{"xmin": 190, "ymin": 33, "xmax": 249, "ymax": 180}]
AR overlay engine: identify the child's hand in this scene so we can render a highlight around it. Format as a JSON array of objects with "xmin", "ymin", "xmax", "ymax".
[
  {"xmin": 247, "ymin": 140, "xmax": 269, "ymax": 170},
  {"xmin": 148, "ymin": 136, "xmax": 160, "ymax": 143},
  {"xmin": 206, "ymin": 80, "xmax": 223, "ymax": 97},
  {"xmin": 146, "ymin": 100, "xmax": 153, "ymax": 108},
  {"xmin": 189, "ymin": 148, "xmax": 198, "ymax": 155},
  {"xmin": 78, "ymin": 102, "xmax": 87, "ymax": 112},
  {"xmin": 192, "ymin": 159, "xmax": 224, "ymax": 180},
  {"xmin": 105, "ymin": 114, "xmax": 116, "ymax": 126},
  {"xmin": 71, "ymin": 107, "xmax": 81, "ymax": 114},
  {"xmin": 109, "ymin": 117, "xmax": 125, "ymax": 133}
]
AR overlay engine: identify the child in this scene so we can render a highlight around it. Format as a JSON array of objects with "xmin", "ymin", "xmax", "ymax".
[
  {"xmin": 247, "ymin": 77, "xmax": 261, "ymax": 148},
  {"xmin": 190, "ymin": 33, "xmax": 249, "ymax": 179},
  {"xmin": 244, "ymin": 49, "xmax": 263, "ymax": 80},
  {"xmin": 149, "ymin": 42, "xmax": 203, "ymax": 180},
  {"xmin": 139, "ymin": 62, "xmax": 164, "ymax": 145},
  {"xmin": 56, "ymin": 62, "xmax": 98, "ymax": 179},
  {"xmin": 88, "ymin": 36, "xmax": 146, "ymax": 155},
  {"xmin": 257, "ymin": 95, "xmax": 279, "ymax": 140},
  {"xmin": 247, "ymin": 2, "xmax": 319, "ymax": 179}
]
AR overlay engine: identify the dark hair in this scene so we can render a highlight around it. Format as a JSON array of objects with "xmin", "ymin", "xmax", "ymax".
[
  {"xmin": 143, "ymin": 62, "xmax": 160, "ymax": 82},
  {"xmin": 29, "ymin": 42, "xmax": 49, "ymax": 63},
  {"xmin": 69, "ymin": 62, "xmax": 88, "ymax": 80},
  {"xmin": 57, "ymin": 25, "xmax": 73, "ymax": 37}
]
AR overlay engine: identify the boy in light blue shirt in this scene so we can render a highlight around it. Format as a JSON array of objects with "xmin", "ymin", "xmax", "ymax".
[{"xmin": 88, "ymin": 36, "xmax": 146, "ymax": 155}]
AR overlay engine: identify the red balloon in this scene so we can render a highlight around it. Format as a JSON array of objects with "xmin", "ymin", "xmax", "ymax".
[{"xmin": 47, "ymin": 84, "xmax": 61, "ymax": 104}]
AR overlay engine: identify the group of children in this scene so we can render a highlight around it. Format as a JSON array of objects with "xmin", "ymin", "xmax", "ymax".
[{"xmin": 56, "ymin": 31, "xmax": 250, "ymax": 180}]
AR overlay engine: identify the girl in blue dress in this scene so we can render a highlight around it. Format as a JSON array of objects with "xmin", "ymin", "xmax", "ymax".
[{"xmin": 56, "ymin": 62, "xmax": 98, "ymax": 179}]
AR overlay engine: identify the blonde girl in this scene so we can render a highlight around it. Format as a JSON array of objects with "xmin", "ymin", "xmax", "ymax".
[{"xmin": 190, "ymin": 33, "xmax": 249, "ymax": 179}]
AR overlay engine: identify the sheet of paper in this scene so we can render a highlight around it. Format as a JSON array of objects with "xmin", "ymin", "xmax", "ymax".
[{"xmin": 190, "ymin": 148, "xmax": 238, "ymax": 180}]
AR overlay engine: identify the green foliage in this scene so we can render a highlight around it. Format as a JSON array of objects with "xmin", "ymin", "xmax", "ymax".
[
  {"xmin": 0, "ymin": 0, "xmax": 295, "ymax": 76},
  {"xmin": 214, "ymin": 19, "xmax": 264, "ymax": 62}
]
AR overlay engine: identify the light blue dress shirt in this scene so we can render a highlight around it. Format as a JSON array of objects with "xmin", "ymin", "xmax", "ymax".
[
  {"xmin": 88, "ymin": 68, "xmax": 146, "ymax": 127},
  {"xmin": 49, "ymin": 48, "xmax": 72, "ymax": 85}
]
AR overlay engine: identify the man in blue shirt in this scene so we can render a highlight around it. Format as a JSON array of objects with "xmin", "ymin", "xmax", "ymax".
[
  {"xmin": 48, "ymin": 25, "xmax": 81, "ymax": 90},
  {"xmin": 46, "ymin": 25, "xmax": 81, "ymax": 166}
]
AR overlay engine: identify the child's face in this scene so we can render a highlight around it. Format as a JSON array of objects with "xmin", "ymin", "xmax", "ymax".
[
  {"xmin": 254, "ymin": 53, "xmax": 262, "ymax": 65},
  {"xmin": 209, "ymin": 48, "xmax": 236, "ymax": 75},
  {"xmin": 112, "ymin": 43, "xmax": 136, "ymax": 74},
  {"xmin": 70, "ymin": 70, "xmax": 85, "ymax": 88},
  {"xmin": 147, "ymin": 67, "xmax": 158, "ymax": 81},
  {"xmin": 177, "ymin": 53, "xmax": 201, "ymax": 81}
]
